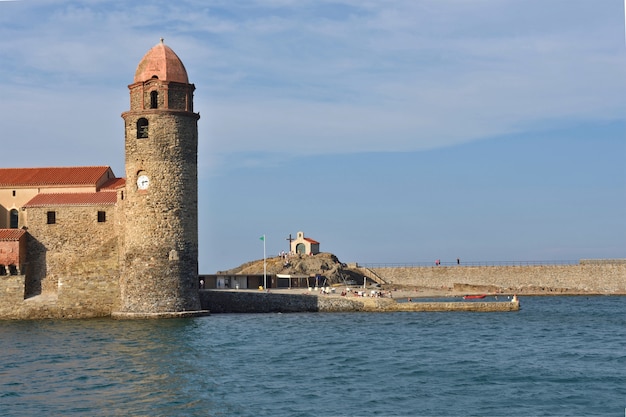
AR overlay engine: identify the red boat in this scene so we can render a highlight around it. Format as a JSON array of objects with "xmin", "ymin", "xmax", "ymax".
[{"xmin": 463, "ymin": 294, "xmax": 487, "ymax": 299}]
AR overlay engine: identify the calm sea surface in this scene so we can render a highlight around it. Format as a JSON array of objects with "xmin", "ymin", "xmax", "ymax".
[{"xmin": 0, "ymin": 296, "xmax": 624, "ymax": 417}]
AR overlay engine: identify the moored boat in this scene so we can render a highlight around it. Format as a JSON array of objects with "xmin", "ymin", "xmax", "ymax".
[{"xmin": 463, "ymin": 294, "xmax": 487, "ymax": 299}]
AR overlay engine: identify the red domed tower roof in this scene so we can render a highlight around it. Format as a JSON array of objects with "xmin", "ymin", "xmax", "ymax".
[{"xmin": 133, "ymin": 38, "xmax": 189, "ymax": 84}]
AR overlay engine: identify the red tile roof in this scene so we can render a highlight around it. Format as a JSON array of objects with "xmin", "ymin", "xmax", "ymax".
[
  {"xmin": 134, "ymin": 40, "xmax": 189, "ymax": 84},
  {"xmin": 0, "ymin": 229, "xmax": 26, "ymax": 241},
  {"xmin": 0, "ymin": 166, "xmax": 115, "ymax": 187},
  {"xmin": 23, "ymin": 192, "xmax": 117, "ymax": 207},
  {"xmin": 304, "ymin": 237, "xmax": 319, "ymax": 244},
  {"xmin": 100, "ymin": 177, "xmax": 126, "ymax": 190}
]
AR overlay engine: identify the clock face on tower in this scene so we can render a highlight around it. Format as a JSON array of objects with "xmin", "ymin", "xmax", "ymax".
[{"xmin": 137, "ymin": 174, "xmax": 150, "ymax": 190}]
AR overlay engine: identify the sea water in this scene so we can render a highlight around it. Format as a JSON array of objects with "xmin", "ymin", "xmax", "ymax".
[{"xmin": 0, "ymin": 296, "xmax": 624, "ymax": 417}]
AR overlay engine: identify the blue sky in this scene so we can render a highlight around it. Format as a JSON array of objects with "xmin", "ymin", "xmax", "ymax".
[{"xmin": 0, "ymin": 0, "xmax": 624, "ymax": 272}]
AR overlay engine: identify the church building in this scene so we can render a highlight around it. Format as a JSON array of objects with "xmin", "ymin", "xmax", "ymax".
[
  {"xmin": 0, "ymin": 40, "xmax": 206, "ymax": 319},
  {"xmin": 290, "ymin": 231, "xmax": 320, "ymax": 255}
]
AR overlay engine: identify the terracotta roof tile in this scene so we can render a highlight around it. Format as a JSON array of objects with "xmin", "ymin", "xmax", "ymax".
[
  {"xmin": 100, "ymin": 177, "xmax": 126, "ymax": 190},
  {"xmin": 0, "ymin": 229, "xmax": 26, "ymax": 241},
  {"xmin": 304, "ymin": 237, "xmax": 319, "ymax": 244},
  {"xmin": 23, "ymin": 192, "xmax": 117, "ymax": 208},
  {"xmin": 0, "ymin": 166, "xmax": 114, "ymax": 187},
  {"xmin": 134, "ymin": 40, "xmax": 189, "ymax": 84}
]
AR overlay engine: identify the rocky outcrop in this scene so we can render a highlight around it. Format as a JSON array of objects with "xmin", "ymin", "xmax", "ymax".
[{"xmin": 220, "ymin": 252, "xmax": 362, "ymax": 285}]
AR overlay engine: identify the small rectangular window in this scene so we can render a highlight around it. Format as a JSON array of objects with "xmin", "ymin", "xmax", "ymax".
[
  {"xmin": 97, "ymin": 211, "xmax": 106, "ymax": 223},
  {"xmin": 12, "ymin": 190, "xmax": 16, "ymax": 197},
  {"xmin": 46, "ymin": 211, "xmax": 56, "ymax": 225}
]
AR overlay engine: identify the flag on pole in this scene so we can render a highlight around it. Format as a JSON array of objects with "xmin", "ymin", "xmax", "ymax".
[{"xmin": 260, "ymin": 234, "xmax": 267, "ymax": 290}]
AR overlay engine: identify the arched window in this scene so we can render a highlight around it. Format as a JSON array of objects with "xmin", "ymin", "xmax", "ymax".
[
  {"xmin": 137, "ymin": 118, "xmax": 149, "ymax": 139},
  {"xmin": 9, "ymin": 209, "xmax": 18, "ymax": 228},
  {"xmin": 150, "ymin": 91, "xmax": 158, "ymax": 109}
]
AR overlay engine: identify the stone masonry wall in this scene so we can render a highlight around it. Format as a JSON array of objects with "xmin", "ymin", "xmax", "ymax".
[
  {"xmin": 0, "ymin": 275, "xmax": 25, "ymax": 308},
  {"xmin": 0, "ymin": 253, "xmax": 120, "ymax": 319},
  {"xmin": 365, "ymin": 262, "xmax": 626, "ymax": 294},
  {"xmin": 199, "ymin": 291, "xmax": 519, "ymax": 313},
  {"xmin": 120, "ymin": 103, "xmax": 200, "ymax": 313},
  {"xmin": 19, "ymin": 204, "xmax": 120, "ymax": 316},
  {"xmin": 128, "ymin": 80, "xmax": 194, "ymax": 113},
  {"xmin": 199, "ymin": 290, "xmax": 365, "ymax": 313}
]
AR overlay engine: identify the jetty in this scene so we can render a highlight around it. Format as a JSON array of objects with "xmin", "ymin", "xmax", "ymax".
[{"xmin": 199, "ymin": 290, "xmax": 520, "ymax": 314}]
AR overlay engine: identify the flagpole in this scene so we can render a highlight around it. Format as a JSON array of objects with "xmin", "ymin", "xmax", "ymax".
[{"xmin": 263, "ymin": 234, "xmax": 267, "ymax": 290}]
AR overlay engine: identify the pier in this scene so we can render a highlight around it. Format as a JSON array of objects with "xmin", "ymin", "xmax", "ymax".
[{"xmin": 199, "ymin": 290, "xmax": 520, "ymax": 314}]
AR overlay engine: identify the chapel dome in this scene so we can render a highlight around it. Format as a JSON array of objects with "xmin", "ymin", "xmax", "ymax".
[{"xmin": 133, "ymin": 39, "xmax": 189, "ymax": 84}]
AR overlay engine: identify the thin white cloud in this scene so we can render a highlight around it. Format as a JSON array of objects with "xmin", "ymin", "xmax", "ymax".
[{"xmin": 0, "ymin": 0, "xmax": 624, "ymax": 169}]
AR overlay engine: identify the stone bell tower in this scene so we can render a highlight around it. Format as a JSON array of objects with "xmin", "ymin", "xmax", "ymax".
[{"xmin": 114, "ymin": 39, "xmax": 204, "ymax": 318}]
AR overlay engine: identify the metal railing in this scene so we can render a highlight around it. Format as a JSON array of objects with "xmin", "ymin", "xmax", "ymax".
[{"xmin": 357, "ymin": 260, "xmax": 581, "ymax": 268}]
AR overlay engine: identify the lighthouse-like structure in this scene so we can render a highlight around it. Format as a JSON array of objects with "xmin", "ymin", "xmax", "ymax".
[{"xmin": 115, "ymin": 40, "xmax": 204, "ymax": 317}]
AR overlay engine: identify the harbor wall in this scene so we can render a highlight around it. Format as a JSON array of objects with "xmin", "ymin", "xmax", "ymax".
[
  {"xmin": 1, "ymin": 260, "xmax": 623, "ymax": 319},
  {"xmin": 361, "ymin": 261, "xmax": 626, "ymax": 294},
  {"xmin": 199, "ymin": 290, "xmax": 362, "ymax": 313},
  {"xmin": 198, "ymin": 291, "xmax": 520, "ymax": 313},
  {"xmin": 0, "ymin": 274, "xmax": 119, "ymax": 320}
]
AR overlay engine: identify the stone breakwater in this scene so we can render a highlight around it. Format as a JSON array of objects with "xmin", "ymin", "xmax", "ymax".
[
  {"xmin": 2, "ymin": 260, "xmax": 620, "ymax": 319},
  {"xmin": 361, "ymin": 260, "xmax": 626, "ymax": 294},
  {"xmin": 199, "ymin": 290, "xmax": 520, "ymax": 313}
]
